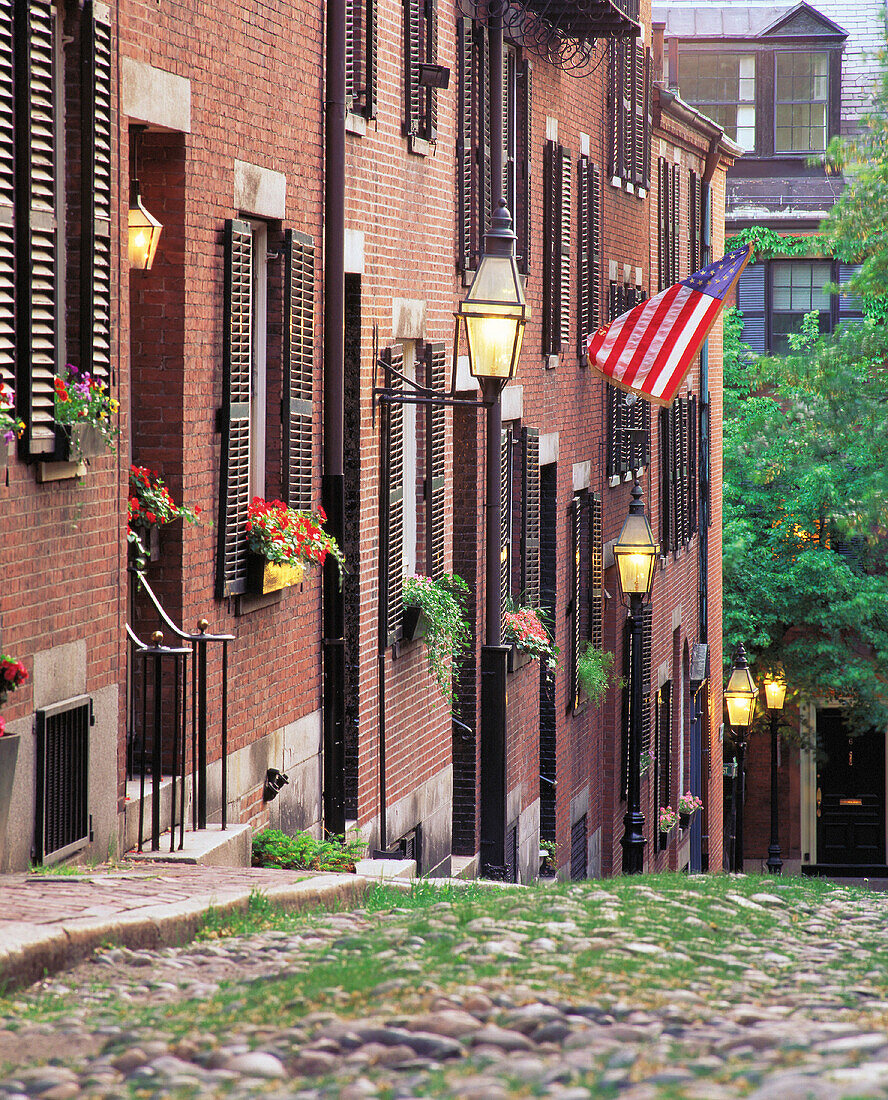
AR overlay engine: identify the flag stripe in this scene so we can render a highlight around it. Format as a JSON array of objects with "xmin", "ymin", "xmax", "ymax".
[{"xmin": 586, "ymin": 244, "xmax": 753, "ymax": 407}]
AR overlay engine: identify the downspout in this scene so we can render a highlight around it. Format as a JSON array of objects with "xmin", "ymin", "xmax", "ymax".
[{"xmin": 322, "ymin": 0, "xmax": 347, "ymax": 835}]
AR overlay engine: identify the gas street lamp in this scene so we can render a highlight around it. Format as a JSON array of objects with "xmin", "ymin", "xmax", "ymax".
[
  {"xmin": 763, "ymin": 671, "xmax": 786, "ymax": 874},
  {"xmin": 725, "ymin": 642, "xmax": 756, "ymax": 871},
  {"xmin": 615, "ymin": 481, "xmax": 659, "ymax": 874}
]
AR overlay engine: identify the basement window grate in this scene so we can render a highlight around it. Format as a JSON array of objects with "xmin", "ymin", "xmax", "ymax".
[
  {"xmin": 34, "ymin": 695, "xmax": 92, "ymax": 865},
  {"xmin": 505, "ymin": 823, "xmax": 518, "ymax": 883},
  {"xmin": 571, "ymin": 813, "xmax": 588, "ymax": 880}
]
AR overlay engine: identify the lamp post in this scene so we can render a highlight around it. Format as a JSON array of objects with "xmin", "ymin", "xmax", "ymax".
[
  {"xmin": 614, "ymin": 481, "xmax": 659, "ymax": 875},
  {"xmin": 724, "ymin": 643, "xmax": 757, "ymax": 872},
  {"xmin": 763, "ymin": 672, "xmax": 786, "ymax": 873},
  {"xmin": 455, "ymin": 198, "xmax": 528, "ymax": 878}
]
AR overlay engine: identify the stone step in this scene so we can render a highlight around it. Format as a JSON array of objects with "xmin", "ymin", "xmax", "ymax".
[
  {"xmin": 127, "ymin": 822, "xmax": 253, "ymax": 867},
  {"xmin": 123, "ymin": 776, "xmax": 193, "ymax": 855}
]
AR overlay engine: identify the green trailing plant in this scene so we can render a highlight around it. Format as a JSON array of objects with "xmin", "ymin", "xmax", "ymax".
[
  {"xmin": 251, "ymin": 828, "xmax": 365, "ymax": 872},
  {"xmin": 576, "ymin": 644, "xmax": 616, "ymax": 707},
  {"xmin": 402, "ymin": 573, "xmax": 472, "ymax": 709},
  {"xmin": 726, "ymin": 226, "xmax": 818, "ymax": 259}
]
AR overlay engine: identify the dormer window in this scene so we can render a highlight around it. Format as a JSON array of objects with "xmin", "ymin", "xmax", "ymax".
[
  {"xmin": 678, "ymin": 52, "xmax": 755, "ymax": 151},
  {"xmin": 775, "ymin": 51, "xmax": 828, "ymax": 152}
]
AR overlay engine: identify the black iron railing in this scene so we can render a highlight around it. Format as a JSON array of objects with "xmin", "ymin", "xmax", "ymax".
[{"xmin": 127, "ymin": 567, "xmax": 234, "ymax": 851}]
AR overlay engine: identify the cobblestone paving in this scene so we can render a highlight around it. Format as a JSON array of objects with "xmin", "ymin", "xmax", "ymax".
[{"xmin": 2, "ymin": 876, "xmax": 888, "ymax": 1098}]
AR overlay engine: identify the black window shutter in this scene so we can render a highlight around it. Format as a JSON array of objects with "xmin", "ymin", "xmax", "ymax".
[
  {"xmin": 542, "ymin": 138, "xmax": 558, "ymax": 355},
  {"xmin": 517, "ymin": 59, "xmax": 532, "ymax": 274},
  {"xmin": 671, "ymin": 164, "xmax": 681, "ymax": 281},
  {"xmin": 558, "ymin": 144, "xmax": 571, "ymax": 354},
  {"xmin": 642, "ymin": 49, "xmax": 652, "ymax": 191},
  {"xmin": 424, "ymin": 341, "xmax": 447, "ymax": 580},
  {"xmin": 380, "ymin": 345, "xmax": 404, "ymax": 647},
  {"xmin": 80, "ymin": 1, "xmax": 112, "ymax": 389},
  {"xmin": 502, "ymin": 49, "xmax": 514, "ymax": 218},
  {"xmin": 577, "ymin": 156, "xmax": 589, "ymax": 359},
  {"xmin": 15, "ymin": 0, "xmax": 58, "ymax": 455},
  {"xmin": 346, "ymin": 0, "xmax": 356, "ymax": 109},
  {"xmin": 521, "ymin": 426, "xmax": 540, "ymax": 608},
  {"xmin": 0, "ymin": 0, "xmax": 15, "ymax": 395},
  {"xmin": 284, "ymin": 230, "xmax": 315, "ymax": 511},
  {"xmin": 606, "ymin": 380, "xmax": 619, "ymax": 478},
  {"xmin": 621, "ymin": 617, "xmax": 630, "ymax": 799},
  {"xmin": 456, "ymin": 18, "xmax": 473, "ymax": 273},
  {"xmin": 216, "ymin": 220, "xmax": 253, "ymax": 599},
  {"xmin": 366, "ymin": 0, "xmax": 378, "ymax": 118},
  {"xmin": 609, "ymin": 38, "xmax": 621, "ymax": 182},
  {"xmin": 657, "ymin": 158, "xmax": 667, "ymax": 291},
  {"xmin": 657, "ymin": 683, "xmax": 671, "ymax": 850},
  {"xmin": 641, "ymin": 602, "xmax": 652, "ymax": 753},
  {"xmin": 590, "ymin": 162, "xmax": 601, "ymax": 330},
  {"xmin": 737, "ymin": 264, "xmax": 766, "ymax": 353},
  {"xmin": 633, "ymin": 42, "xmax": 644, "ymax": 189},
  {"xmin": 676, "ymin": 397, "xmax": 688, "ymax": 546},
  {"xmin": 500, "ymin": 426, "xmax": 512, "ymax": 621},
  {"xmin": 688, "ymin": 169, "xmax": 697, "ymax": 276},
  {"xmin": 568, "ymin": 495, "xmax": 581, "ymax": 712},
  {"xmin": 425, "ymin": 0, "xmax": 438, "ymax": 140},
  {"xmin": 403, "ymin": 0, "xmax": 420, "ymax": 138},
  {"xmin": 688, "ymin": 394, "xmax": 698, "ymax": 537},
  {"xmin": 622, "ymin": 40, "xmax": 633, "ymax": 184},
  {"xmin": 659, "ymin": 406, "xmax": 671, "ymax": 551},
  {"xmin": 475, "ymin": 23, "xmax": 491, "ymax": 251},
  {"xmin": 589, "ymin": 491, "xmax": 602, "ymax": 649}
]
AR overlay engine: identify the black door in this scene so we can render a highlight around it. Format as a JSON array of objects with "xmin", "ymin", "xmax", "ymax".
[{"xmin": 816, "ymin": 708, "xmax": 885, "ymax": 865}]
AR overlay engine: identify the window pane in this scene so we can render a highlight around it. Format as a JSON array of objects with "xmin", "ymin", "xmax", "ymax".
[{"xmin": 775, "ymin": 52, "xmax": 828, "ymax": 152}]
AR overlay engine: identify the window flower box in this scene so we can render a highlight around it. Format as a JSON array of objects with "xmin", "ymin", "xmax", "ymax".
[
  {"xmin": 507, "ymin": 644, "xmax": 533, "ymax": 673},
  {"xmin": 402, "ymin": 604, "xmax": 429, "ymax": 642},
  {"xmin": 246, "ymin": 551, "xmax": 304, "ymax": 595},
  {"xmin": 52, "ymin": 422, "xmax": 108, "ymax": 463}
]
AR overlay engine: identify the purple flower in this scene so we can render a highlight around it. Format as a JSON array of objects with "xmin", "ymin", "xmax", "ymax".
[{"xmin": 3, "ymin": 430, "xmax": 14, "ymax": 444}]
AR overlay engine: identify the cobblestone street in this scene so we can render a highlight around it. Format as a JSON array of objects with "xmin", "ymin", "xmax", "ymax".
[{"xmin": 1, "ymin": 874, "xmax": 888, "ymax": 1097}]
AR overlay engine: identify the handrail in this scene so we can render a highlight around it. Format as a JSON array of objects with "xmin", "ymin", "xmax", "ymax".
[{"xmin": 130, "ymin": 567, "xmax": 234, "ymax": 642}]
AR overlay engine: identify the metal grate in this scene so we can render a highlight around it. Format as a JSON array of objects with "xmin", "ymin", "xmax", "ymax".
[
  {"xmin": 505, "ymin": 823, "xmax": 518, "ymax": 882},
  {"xmin": 571, "ymin": 813, "xmax": 588, "ymax": 880},
  {"xmin": 396, "ymin": 823, "xmax": 422, "ymax": 874},
  {"xmin": 35, "ymin": 696, "xmax": 92, "ymax": 864}
]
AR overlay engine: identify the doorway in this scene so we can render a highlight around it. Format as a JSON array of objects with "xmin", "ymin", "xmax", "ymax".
[{"xmin": 816, "ymin": 708, "xmax": 885, "ymax": 866}]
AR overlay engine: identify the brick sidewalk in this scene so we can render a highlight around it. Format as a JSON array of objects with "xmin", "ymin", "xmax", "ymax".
[{"xmin": 0, "ymin": 865, "xmax": 371, "ymax": 991}]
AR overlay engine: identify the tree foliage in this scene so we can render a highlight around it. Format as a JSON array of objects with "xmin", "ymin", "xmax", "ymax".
[{"xmin": 723, "ymin": 308, "xmax": 888, "ymax": 735}]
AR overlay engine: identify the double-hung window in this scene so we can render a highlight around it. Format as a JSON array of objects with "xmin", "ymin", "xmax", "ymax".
[
  {"xmin": 678, "ymin": 52, "xmax": 756, "ymax": 152},
  {"xmin": 775, "ymin": 51, "xmax": 828, "ymax": 153}
]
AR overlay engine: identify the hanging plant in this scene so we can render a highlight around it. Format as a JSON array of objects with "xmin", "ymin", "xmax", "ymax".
[
  {"xmin": 577, "ymin": 643, "xmax": 617, "ymax": 707},
  {"xmin": 659, "ymin": 806, "xmax": 678, "ymax": 834},
  {"xmin": 503, "ymin": 604, "xmax": 559, "ymax": 669},
  {"xmin": 402, "ymin": 573, "xmax": 471, "ymax": 711}
]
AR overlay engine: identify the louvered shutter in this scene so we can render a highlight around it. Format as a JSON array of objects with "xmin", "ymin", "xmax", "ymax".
[
  {"xmin": 675, "ymin": 397, "xmax": 688, "ymax": 546},
  {"xmin": 671, "ymin": 164, "xmax": 681, "ymax": 281},
  {"xmin": 380, "ymin": 345, "xmax": 404, "ymax": 647},
  {"xmin": 366, "ymin": 0, "xmax": 378, "ymax": 118},
  {"xmin": 577, "ymin": 156, "xmax": 590, "ymax": 358},
  {"xmin": 521, "ymin": 426, "xmax": 540, "ymax": 608},
  {"xmin": 642, "ymin": 50, "xmax": 652, "ymax": 191},
  {"xmin": 16, "ymin": 0, "xmax": 58, "ymax": 454},
  {"xmin": 589, "ymin": 492, "xmax": 603, "ymax": 649},
  {"xmin": 569, "ymin": 496, "xmax": 581, "ymax": 712},
  {"xmin": 502, "ymin": 49, "xmax": 515, "ymax": 218},
  {"xmin": 688, "ymin": 394, "xmax": 698, "ymax": 537},
  {"xmin": 475, "ymin": 23, "xmax": 491, "ymax": 248},
  {"xmin": 284, "ymin": 230, "xmax": 314, "ymax": 511},
  {"xmin": 641, "ymin": 603, "xmax": 653, "ymax": 754},
  {"xmin": 688, "ymin": 170, "xmax": 698, "ymax": 277},
  {"xmin": 622, "ymin": 41, "xmax": 633, "ymax": 184},
  {"xmin": 837, "ymin": 262, "xmax": 863, "ymax": 322},
  {"xmin": 621, "ymin": 618, "xmax": 631, "ymax": 799},
  {"xmin": 737, "ymin": 264, "xmax": 766, "ymax": 353},
  {"xmin": 424, "ymin": 341, "xmax": 446, "ymax": 580},
  {"xmin": 633, "ymin": 42, "xmax": 645, "ymax": 189},
  {"xmin": 0, "ymin": 0, "xmax": 14, "ymax": 388},
  {"xmin": 456, "ymin": 18, "xmax": 473, "ymax": 273},
  {"xmin": 500, "ymin": 427, "xmax": 512, "ymax": 621},
  {"xmin": 346, "ymin": 0, "xmax": 356, "ymax": 108},
  {"xmin": 216, "ymin": 221, "xmax": 253, "ymax": 599},
  {"xmin": 607, "ymin": 380, "xmax": 619, "ymax": 478},
  {"xmin": 81, "ymin": 1, "xmax": 112, "ymax": 388},
  {"xmin": 609, "ymin": 39, "xmax": 621, "ymax": 182},
  {"xmin": 590, "ymin": 163, "xmax": 601, "ymax": 331},
  {"xmin": 404, "ymin": 0, "xmax": 420, "ymax": 138},
  {"xmin": 542, "ymin": 139, "xmax": 558, "ymax": 355},
  {"xmin": 657, "ymin": 159, "xmax": 667, "ymax": 291},
  {"xmin": 558, "ymin": 145, "xmax": 571, "ymax": 353},
  {"xmin": 657, "ymin": 683, "xmax": 671, "ymax": 850},
  {"xmin": 659, "ymin": 406, "xmax": 671, "ymax": 551},
  {"xmin": 517, "ymin": 60, "xmax": 531, "ymax": 274},
  {"xmin": 425, "ymin": 0, "xmax": 438, "ymax": 140}
]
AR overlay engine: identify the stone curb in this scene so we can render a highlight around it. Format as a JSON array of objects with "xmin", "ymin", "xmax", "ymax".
[{"xmin": 0, "ymin": 874, "xmax": 377, "ymax": 993}]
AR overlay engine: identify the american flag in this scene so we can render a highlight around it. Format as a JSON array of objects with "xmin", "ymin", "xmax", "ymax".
[{"xmin": 586, "ymin": 244, "xmax": 753, "ymax": 407}]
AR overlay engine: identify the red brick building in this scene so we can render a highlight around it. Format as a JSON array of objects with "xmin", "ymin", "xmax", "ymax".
[{"xmin": 0, "ymin": 0, "xmax": 734, "ymax": 878}]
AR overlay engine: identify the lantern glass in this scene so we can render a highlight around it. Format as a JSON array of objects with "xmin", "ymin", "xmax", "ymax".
[
  {"xmin": 128, "ymin": 187, "xmax": 162, "ymax": 270},
  {"xmin": 764, "ymin": 676, "xmax": 787, "ymax": 710},
  {"xmin": 725, "ymin": 662, "xmax": 758, "ymax": 729},
  {"xmin": 613, "ymin": 509, "xmax": 658, "ymax": 595},
  {"xmin": 460, "ymin": 253, "xmax": 528, "ymax": 381}
]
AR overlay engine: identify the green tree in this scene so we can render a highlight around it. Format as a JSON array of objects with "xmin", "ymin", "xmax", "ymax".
[{"xmin": 723, "ymin": 308, "xmax": 888, "ymax": 735}]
